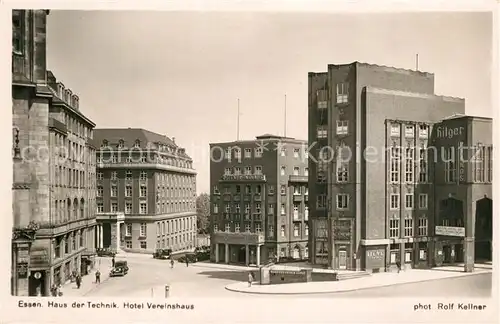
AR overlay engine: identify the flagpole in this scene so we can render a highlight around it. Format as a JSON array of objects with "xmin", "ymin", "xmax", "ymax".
[
  {"xmin": 284, "ymin": 94, "xmax": 287, "ymax": 137},
  {"xmin": 237, "ymin": 98, "xmax": 240, "ymax": 141}
]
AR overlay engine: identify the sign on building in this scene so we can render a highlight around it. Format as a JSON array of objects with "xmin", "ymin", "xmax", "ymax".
[{"xmin": 435, "ymin": 226, "xmax": 465, "ymax": 237}]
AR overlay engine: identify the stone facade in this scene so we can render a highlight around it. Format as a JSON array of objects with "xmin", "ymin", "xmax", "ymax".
[{"xmin": 12, "ymin": 10, "xmax": 98, "ymax": 296}]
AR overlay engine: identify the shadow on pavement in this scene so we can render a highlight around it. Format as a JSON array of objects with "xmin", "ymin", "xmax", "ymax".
[{"xmin": 198, "ymin": 270, "xmax": 261, "ymax": 282}]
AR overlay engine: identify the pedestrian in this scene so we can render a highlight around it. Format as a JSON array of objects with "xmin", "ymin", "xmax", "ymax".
[
  {"xmin": 396, "ymin": 260, "xmax": 401, "ymax": 273},
  {"xmin": 185, "ymin": 257, "xmax": 189, "ymax": 267},
  {"xmin": 57, "ymin": 284, "xmax": 63, "ymax": 297},
  {"xmin": 112, "ymin": 256, "xmax": 115, "ymax": 268},
  {"xmin": 170, "ymin": 258, "xmax": 174, "ymax": 269},
  {"xmin": 248, "ymin": 272, "xmax": 253, "ymax": 287},
  {"xmin": 75, "ymin": 274, "xmax": 81, "ymax": 289},
  {"xmin": 50, "ymin": 284, "xmax": 57, "ymax": 297},
  {"xmin": 95, "ymin": 269, "xmax": 101, "ymax": 284}
]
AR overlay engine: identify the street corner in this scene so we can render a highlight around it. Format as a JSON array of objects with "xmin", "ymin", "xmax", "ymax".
[{"xmin": 224, "ymin": 281, "xmax": 339, "ymax": 295}]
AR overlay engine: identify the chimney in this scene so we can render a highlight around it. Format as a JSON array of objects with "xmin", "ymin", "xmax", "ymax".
[
  {"xmin": 57, "ymin": 82, "xmax": 65, "ymax": 99},
  {"xmin": 65, "ymin": 88, "xmax": 73, "ymax": 105},
  {"xmin": 72, "ymin": 94, "xmax": 79, "ymax": 110},
  {"xmin": 172, "ymin": 137, "xmax": 176, "ymax": 144}
]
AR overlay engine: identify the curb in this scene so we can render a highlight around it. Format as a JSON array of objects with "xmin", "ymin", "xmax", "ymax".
[
  {"xmin": 82, "ymin": 275, "xmax": 112, "ymax": 297},
  {"xmin": 225, "ymin": 271, "xmax": 491, "ymax": 295}
]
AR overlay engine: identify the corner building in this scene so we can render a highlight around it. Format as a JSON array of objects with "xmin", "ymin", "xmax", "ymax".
[
  {"xmin": 12, "ymin": 10, "xmax": 98, "ymax": 296},
  {"xmin": 93, "ymin": 129, "xmax": 197, "ymax": 254},
  {"xmin": 210, "ymin": 135, "xmax": 309, "ymax": 266},
  {"xmin": 308, "ymin": 62, "xmax": 471, "ymax": 272}
]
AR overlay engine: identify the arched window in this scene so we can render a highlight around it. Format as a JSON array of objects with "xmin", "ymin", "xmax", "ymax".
[
  {"xmin": 67, "ymin": 198, "xmax": 71, "ymax": 221},
  {"xmin": 73, "ymin": 198, "xmax": 79, "ymax": 220},
  {"xmin": 80, "ymin": 198, "xmax": 85, "ymax": 219}
]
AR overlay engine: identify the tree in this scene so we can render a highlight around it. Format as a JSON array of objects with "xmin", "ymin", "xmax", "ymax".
[{"xmin": 196, "ymin": 193, "xmax": 210, "ymax": 234}]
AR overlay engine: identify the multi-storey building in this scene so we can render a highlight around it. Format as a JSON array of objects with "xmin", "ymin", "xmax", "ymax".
[
  {"xmin": 308, "ymin": 62, "xmax": 472, "ymax": 272},
  {"xmin": 93, "ymin": 129, "xmax": 197, "ymax": 254},
  {"xmin": 209, "ymin": 134, "xmax": 309, "ymax": 266},
  {"xmin": 12, "ymin": 9, "xmax": 98, "ymax": 296}
]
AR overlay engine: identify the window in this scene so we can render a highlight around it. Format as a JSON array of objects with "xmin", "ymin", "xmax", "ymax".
[
  {"xmin": 224, "ymin": 148, "xmax": 231, "ymax": 160},
  {"xmin": 126, "ymin": 156, "xmax": 132, "ymax": 163},
  {"xmin": 123, "ymin": 185, "xmax": 132, "ymax": 197},
  {"xmin": 317, "ymin": 126, "xmax": 327, "ymax": 139},
  {"xmin": 405, "ymin": 149, "xmax": 414, "ymax": 183},
  {"xmin": 245, "ymin": 224, "xmax": 251, "ymax": 233},
  {"xmin": 305, "ymin": 223, "xmax": 309, "ymax": 235},
  {"xmin": 245, "ymin": 204, "xmax": 251, "ymax": 214},
  {"xmin": 390, "ymin": 123, "xmax": 400, "ymax": 137},
  {"xmin": 293, "ymin": 186, "xmax": 301, "ymax": 195},
  {"xmin": 213, "ymin": 186, "xmax": 220, "ymax": 195},
  {"xmin": 337, "ymin": 165, "xmax": 349, "ymax": 183},
  {"xmin": 336, "ymin": 83, "xmax": 349, "ymax": 104},
  {"xmin": 233, "ymin": 167, "xmax": 241, "ymax": 175},
  {"xmin": 255, "ymin": 223, "xmax": 262, "ymax": 233},
  {"xmin": 317, "ymin": 162, "xmax": 327, "ymax": 183},
  {"xmin": 418, "ymin": 216, "xmax": 428, "ymax": 236},
  {"xmin": 140, "ymin": 242, "xmax": 147, "ymax": 249},
  {"xmin": 140, "ymin": 156, "xmax": 147, "ymax": 163},
  {"xmin": 140, "ymin": 171, "xmax": 147, "ymax": 180},
  {"xmin": 255, "ymin": 203, "xmax": 261, "ymax": 214},
  {"xmin": 268, "ymin": 204, "xmax": 274, "ymax": 215},
  {"xmin": 140, "ymin": 202, "xmax": 147, "ymax": 214},
  {"xmin": 225, "ymin": 224, "xmax": 230, "ymax": 232},
  {"xmin": 293, "ymin": 167, "xmax": 300, "ymax": 176},
  {"xmin": 235, "ymin": 224, "xmax": 240, "ymax": 232},
  {"xmin": 405, "ymin": 125, "xmax": 415, "ymax": 138},
  {"xmin": 280, "ymin": 225, "xmax": 286, "ymax": 237},
  {"xmin": 280, "ymin": 185, "xmax": 286, "ymax": 195},
  {"xmin": 97, "ymin": 186, "xmax": 103, "ymax": 197},
  {"xmin": 111, "ymin": 203, "xmax": 118, "ymax": 212},
  {"xmin": 235, "ymin": 203, "xmax": 240, "ymax": 213},
  {"xmin": 390, "ymin": 147, "xmax": 400, "ymax": 183},
  {"xmin": 213, "ymin": 224, "xmax": 219, "ymax": 232},
  {"xmin": 268, "ymin": 185, "xmax": 275, "ymax": 195},
  {"xmin": 419, "ymin": 194, "xmax": 428, "ymax": 209},
  {"xmin": 404, "ymin": 214, "xmax": 413, "ymax": 237},
  {"xmin": 235, "ymin": 185, "xmax": 241, "ymax": 194},
  {"xmin": 419, "ymin": 160, "xmax": 428, "ymax": 183},
  {"xmin": 245, "ymin": 185, "xmax": 252, "ymax": 194},
  {"xmin": 268, "ymin": 225, "xmax": 274, "ymax": 237},
  {"xmin": 336, "ymin": 120, "xmax": 348, "ymax": 135},
  {"xmin": 111, "ymin": 172, "xmax": 117, "ymax": 180},
  {"xmin": 244, "ymin": 148, "xmax": 252, "ymax": 158},
  {"xmin": 389, "ymin": 217, "xmax": 399, "ymax": 238},
  {"xmin": 445, "ymin": 147, "xmax": 456, "ymax": 183},
  {"xmin": 280, "ymin": 148, "xmax": 286, "ymax": 156},
  {"xmin": 336, "ymin": 194, "xmax": 349, "ymax": 209},
  {"xmin": 224, "ymin": 167, "xmax": 231, "ymax": 175},
  {"xmin": 419, "ymin": 124, "xmax": 429, "ymax": 138},
  {"xmin": 140, "ymin": 223, "xmax": 147, "ymax": 236},
  {"xmin": 112, "ymin": 155, "xmax": 118, "ymax": 163},
  {"xmin": 305, "ymin": 206, "xmax": 309, "ymax": 220},
  {"xmin": 294, "ymin": 224, "xmax": 300, "ymax": 237},
  {"xmin": 125, "ymin": 241, "xmax": 132, "ymax": 248},
  {"xmin": 281, "ymin": 204, "xmax": 286, "ymax": 215},
  {"xmin": 390, "ymin": 194, "xmax": 400, "ymax": 209},
  {"xmin": 304, "ymin": 168, "xmax": 309, "ymax": 176},
  {"xmin": 125, "ymin": 203, "xmax": 132, "ymax": 214},
  {"xmin": 97, "ymin": 203, "xmax": 104, "ymax": 213},
  {"xmin": 405, "ymin": 194, "xmax": 413, "ymax": 209},
  {"xmin": 125, "ymin": 223, "xmax": 132, "ymax": 236},
  {"xmin": 293, "ymin": 204, "xmax": 299, "ymax": 219},
  {"xmin": 474, "ymin": 146, "xmax": 485, "ymax": 182},
  {"xmin": 255, "ymin": 147, "xmax": 263, "ymax": 158},
  {"xmin": 293, "ymin": 148, "xmax": 300, "ymax": 158},
  {"xmin": 255, "ymin": 166, "xmax": 262, "ymax": 175},
  {"xmin": 97, "ymin": 172, "xmax": 103, "ymax": 180},
  {"xmin": 140, "ymin": 185, "xmax": 147, "ymax": 197},
  {"xmin": 244, "ymin": 166, "xmax": 252, "ymax": 175},
  {"xmin": 125, "ymin": 170, "xmax": 132, "ymax": 180},
  {"xmin": 317, "ymin": 194, "xmax": 327, "ymax": 209},
  {"xmin": 235, "ymin": 149, "xmax": 241, "ymax": 159},
  {"xmin": 280, "ymin": 166, "xmax": 286, "ymax": 176}
]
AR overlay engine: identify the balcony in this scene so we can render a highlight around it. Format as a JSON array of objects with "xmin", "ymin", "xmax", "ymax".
[
  {"xmin": 254, "ymin": 194, "xmax": 262, "ymax": 202},
  {"xmin": 233, "ymin": 195, "xmax": 241, "ymax": 201},
  {"xmin": 289, "ymin": 175, "xmax": 308, "ymax": 183},
  {"xmin": 220, "ymin": 174, "xmax": 266, "ymax": 182},
  {"xmin": 244, "ymin": 195, "xmax": 251, "ymax": 202},
  {"xmin": 293, "ymin": 195, "xmax": 303, "ymax": 202},
  {"xmin": 253, "ymin": 213, "xmax": 262, "ymax": 221},
  {"xmin": 48, "ymin": 118, "xmax": 68, "ymax": 135},
  {"xmin": 211, "ymin": 231, "xmax": 265, "ymax": 245},
  {"xmin": 223, "ymin": 195, "xmax": 231, "ymax": 202}
]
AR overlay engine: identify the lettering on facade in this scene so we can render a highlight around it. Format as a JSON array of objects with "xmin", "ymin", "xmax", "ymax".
[
  {"xmin": 30, "ymin": 249, "xmax": 49, "ymax": 267},
  {"xmin": 436, "ymin": 126, "xmax": 465, "ymax": 139},
  {"xmin": 222, "ymin": 174, "xmax": 265, "ymax": 181},
  {"xmin": 435, "ymin": 226, "xmax": 465, "ymax": 237},
  {"xmin": 270, "ymin": 270, "xmax": 303, "ymax": 276},
  {"xmin": 366, "ymin": 250, "xmax": 384, "ymax": 260}
]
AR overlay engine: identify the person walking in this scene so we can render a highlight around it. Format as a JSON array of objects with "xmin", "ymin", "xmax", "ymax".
[
  {"xmin": 185, "ymin": 257, "xmax": 189, "ymax": 267},
  {"xmin": 112, "ymin": 256, "xmax": 115, "ymax": 268},
  {"xmin": 247, "ymin": 272, "xmax": 253, "ymax": 287},
  {"xmin": 75, "ymin": 274, "xmax": 81, "ymax": 289},
  {"xmin": 95, "ymin": 269, "xmax": 101, "ymax": 284},
  {"xmin": 396, "ymin": 259, "xmax": 401, "ymax": 273},
  {"xmin": 170, "ymin": 258, "xmax": 174, "ymax": 269}
]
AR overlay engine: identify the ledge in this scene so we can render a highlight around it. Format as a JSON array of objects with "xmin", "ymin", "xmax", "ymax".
[{"xmin": 97, "ymin": 162, "xmax": 197, "ymax": 174}]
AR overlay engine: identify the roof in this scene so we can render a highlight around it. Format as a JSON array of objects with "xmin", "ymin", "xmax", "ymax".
[
  {"xmin": 441, "ymin": 114, "xmax": 492, "ymax": 122},
  {"xmin": 255, "ymin": 133, "xmax": 296, "ymax": 140},
  {"xmin": 93, "ymin": 128, "xmax": 191, "ymax": 159}
]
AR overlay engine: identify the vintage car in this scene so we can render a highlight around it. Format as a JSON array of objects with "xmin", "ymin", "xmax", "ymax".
[
  {"xmin": 114, "ymin": 260, "xmax": 129, "ymax": 274},
  {"xmin": 109, "ymin": 266, "xmax": 126, "ymax": 277},
  {"xmin": 96, "ymin": 248, "xmax": 116, "ymax": 257},
  {"xmin": 194, "ymin": 246, "xmax": 210, "ymax": 261},
  {"xmin": 153, "ymin": 248, "xmax": 172, "ymax": 260}
]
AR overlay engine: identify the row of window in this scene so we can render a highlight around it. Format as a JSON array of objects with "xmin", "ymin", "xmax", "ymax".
[
  {"xmin": 224, "ymin": 166, "xmax": 309, "ymax": 177},
  {"xmin": 98, "ymin": 202, "xmax": 148, "ymax": 214},
  {"xmin": 214, "ymin": 203, "xmax": 309, "ymax": 218},
  {"xmin": 98, "ymin": 185, "xmax": 148, "ymax": 198},
  {"xmin": 390, "ymin": 193, "xmax": 429, "ymax": 210},
  {"xmin": 316, "ymin": 194, "xmax": 349, "ymax": 210},
  {"xmin": 317, "ymin": 120, "xmax": 349, "ymax": 139},
  {"xmin": 214, "ymin": 223, "xmax": 309, "ymax": 237},
  {"xmin": 390, "ymin": 123, "xmax": 429, "ymax": 138},
  {"xmin": 53, "ymin": 166, "xmax": 97, "ymax": 189},
  {"xmin": 223, "ymin": 146, "xmax": 308, "ymax": 160},
  {"xmin": 316, "ymin": 83, "xmax": 349, "ymax": 107},
  {"xmin": 388, "ymin": 217, "xmax": 428, "ymax": 238},
  {"xmin": 97, "ymin": 154, "xmax": 193, "ymax": 169},
  {"xmin": 53, "ymin": 229, "xmax": 86, "ymax": 259},
  {"xmin": 52, "ymin": 198, "xmax": 89, "ymax": 224},
  {"xmin": 154, "ymin": 217, "xmax": 196, "ymax": 237},
  {"xmin": 215, "ymin": 184, "xmax": 308, "ymax": 196}
]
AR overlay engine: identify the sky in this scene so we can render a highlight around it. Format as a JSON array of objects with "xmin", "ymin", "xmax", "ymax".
[{"xmin": 45, "ymin": 11, "xmax": 493, "ymax": 194}]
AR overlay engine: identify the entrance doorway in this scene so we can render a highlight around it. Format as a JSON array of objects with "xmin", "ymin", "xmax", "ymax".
[
  {"xmin": 28, "ymin": 271, "xmax": 46, "ymax": 296},
  {"xmin": 237, "ymin": 246, "xmax": 246, "ymax": 264},
  {"xmin": 339, "ymin": 250, "xmax": 347, "ymax": 270},
  {"xmin": 443, "ymin": 245, "xmax": 452, "ymax": 264},
  {"xmin": 475, "ymin": 197, "xmax": 493, "ymax": 261}
]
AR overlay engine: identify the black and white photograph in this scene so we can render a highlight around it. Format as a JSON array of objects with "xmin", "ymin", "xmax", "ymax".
[{"xmin": 5, "ymin": 2, "xmax": 497, "ymax": 323}]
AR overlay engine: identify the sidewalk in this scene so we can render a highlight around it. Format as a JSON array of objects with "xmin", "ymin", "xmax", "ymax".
[
  {"xmin": 225, "ymin": 266, "xmax": 492, "ymax": 295},
  {"xmin": 59, "ymin": 257, "xmax": 113, "ymax": 297},
  {"xmin": 191, "ymin": 261, "xmax": 255, "ymax": 271}
]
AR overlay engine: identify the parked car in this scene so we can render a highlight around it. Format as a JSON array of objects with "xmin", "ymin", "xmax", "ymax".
[
  {"xmin": 109, "ymin": 266, "xmax": 126, "ymax": 277},
  {"xmin": 114, "ymin": 260, "xmax": 129, "ymax": 274},
  {"xmin": 153, "ymin": 248, "xmax": 172, "ymax": 260},
  {"xmin": 178, "ymin": 252, "xmax": 198, "ymax": 264},
  {"xmin": 96, "ymin": 248, "xmax": 116, "ymax": 257},
  {"xmin": 195, "ymin": 246, "xmax": 210, "ymax": 261}
]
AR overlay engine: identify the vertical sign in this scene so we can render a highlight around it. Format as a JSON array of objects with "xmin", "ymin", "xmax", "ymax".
[{"xmin": 458, "ymin": 142, "xmax": 466, "ymax": 183}]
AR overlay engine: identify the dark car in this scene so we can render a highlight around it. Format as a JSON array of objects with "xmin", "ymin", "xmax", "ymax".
[
  {"xmin": 109, "ymin": 266, "xmax": 126, "ymax": 277},
  {"xmin": 153, "ymin": 248, "xmax": 172, "ymax": 260},
  {"xmin": 114, "ymin": 260, "xmax": 129, "ymax": 275},
  {"xmin": 96, "ymin": 248, "xmax": 116, "ymax": 257},
  {"xmin": 195, "ymin": 246, "xmax": 210, "ymax": 261}
]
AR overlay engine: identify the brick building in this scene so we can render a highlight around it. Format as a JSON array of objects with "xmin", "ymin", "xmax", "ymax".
[
  {"xmin": 93, "ymin": 129, "xmax": 197, "ymax": 254},
  {"xmin": 12, "ymin": 10, "xmax": 98, "ymax": 296},
  {"xmin": 209, "ymin": 134, "xmax": 309, "ymax": 266},
  {"xmin": 307, "ymin": 62, "xmax": 483, "ymax": 272}
]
